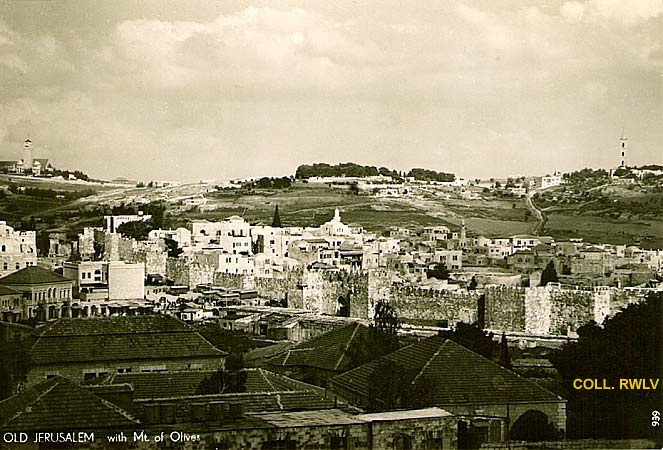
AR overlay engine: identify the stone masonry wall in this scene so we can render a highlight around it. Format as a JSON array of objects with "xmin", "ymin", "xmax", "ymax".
[
  {"xmin": 484, "ymin": 286, "xmax": 526, "ymax": 332},
  {"xmin": 549, "ymin": 288, "xmax": 594, "ymax": 335},
  {"xmin": 389, "ymin": 286, "xmax": 480, "ymax": 325}
]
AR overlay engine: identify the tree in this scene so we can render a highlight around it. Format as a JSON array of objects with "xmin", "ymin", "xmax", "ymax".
[
  {"xmin": 440, "ymin": 322, "xmax": 499, "ymax": 361},
  {"xmin": 468, "ymin": 276, "xmax": 478, "ymax": 290},
  {"xmin": 540, "ymin": 260, "xmax": 559, "ymax": 286},
  {"xmin": 550, "ymin": 293, "xmax": 662, "ymax": 440},
  {"xmin": 164, "ymin": 238, "xmax": 183, "ymax": 258},
  {"xmin": 0, "ymin": 340, "xmax": 30, "ymax": 400},
  {"xmin": 93, "ymin": 241, "xmax": 104, "ymax": 260},
  {"xmin": 427, "ymin": 263, "xmax": 450, "ymax": 280},
  {"xmin": 271, "ymin": 205, "xmax": 282, "ymax": 228},
  {"xmin": 498, "ymin": 332, "xmax": 512, "ymax": 369},
  {"xmin": 195, "ymin": 353, "xmax": 247, "ymax": 395},
  {"xmin": 348, "ymin": 182, "xmax": 360, "ymax": 195},
  {"xmin": 367, "ymin": 359, "xmax": 435, "ymax": 411},
  {"xmin": 347, "ymin": 300, "xmax": 400, "ymax": 368}
]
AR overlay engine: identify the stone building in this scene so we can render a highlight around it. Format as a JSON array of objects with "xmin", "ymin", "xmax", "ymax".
[
  {"xmin": 0, "ymin": 266, "xmax": 73, "ymax": 321},
  {"xmin": 63, "ymin": 261, "xmax": 145, "ymax": 301},
  {"xmin": 266, "ymin": 322, "xmax": 369, "ymax": 386},
  {"xmin": 0, "ymin": 285, "xmax": 23, "ymax": 322},
  {"xmin": 331, "ymin": 335, "xmax": 566, "ymax": 447},
  {"xmin": 1, "ymin": 375, "xmax": 459, "ymax": 450},
  {"xmin": 25, "ymin": 315, "xmax": 226, "ymax": 385},
  {"xmin": 0, "ymin": 221, "xmax": 37, "ymax": 277}
]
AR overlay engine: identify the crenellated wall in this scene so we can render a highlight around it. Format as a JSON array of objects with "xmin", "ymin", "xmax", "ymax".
[
  {"xmin": 166, "ymin": 257, "xmax": 654, "ymax": 336},
  {"xmin": 389, "ymin": 286, "xmax": 480, "ymax": 325}
]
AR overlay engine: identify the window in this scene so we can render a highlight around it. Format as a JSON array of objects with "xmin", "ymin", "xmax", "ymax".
[
  {"xmin": 15, "ymin": 263, "xmax": 19, "ymax": 270},
  {"xmin": 117, "ymin": 367, "xmax": 132, "ymax": 374},
  {"xmin": 2, "ymin": 263, "xmax": 6, "ymax": 271},
  {"xmin": 45, "ymin": 371, "xmax": 59, "ymax": 380}
]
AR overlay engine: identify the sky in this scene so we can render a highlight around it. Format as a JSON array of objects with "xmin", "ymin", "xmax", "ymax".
[{"xmin": 0, "ymin": 0, "xmax": 662, "ymax": 182}]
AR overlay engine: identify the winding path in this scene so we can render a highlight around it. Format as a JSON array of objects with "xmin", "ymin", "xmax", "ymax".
[{"xmin": 526, "ymin": 190, "xmax": 547, "ymax": 236}]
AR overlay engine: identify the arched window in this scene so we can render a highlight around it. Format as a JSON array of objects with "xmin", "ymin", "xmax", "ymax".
[
  {"xmin": 1, "ymin": 245, "xmax": 5, "ymax": 252},
  {"xmin": 15, "ymin": 262, "xmax": 20, "ymax": 270}
]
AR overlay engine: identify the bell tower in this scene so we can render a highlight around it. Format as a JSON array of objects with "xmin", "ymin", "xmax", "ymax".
[{"xmin": 24, "ymin": 139, "xmax": 33, "ymax": 171}]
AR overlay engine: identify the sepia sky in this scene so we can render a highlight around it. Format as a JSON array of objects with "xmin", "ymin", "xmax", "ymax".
[{"xmin": 0, "ymin": 0, "xmax": 662, "ymax": 182}]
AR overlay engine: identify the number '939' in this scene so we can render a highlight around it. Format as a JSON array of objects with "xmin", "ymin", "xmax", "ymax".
[{"xmin": 652, "ymin": 410, "xmax": 660, "ymax": 427}]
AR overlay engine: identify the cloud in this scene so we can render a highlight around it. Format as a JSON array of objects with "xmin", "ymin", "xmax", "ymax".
[
  {"xmin": 560, "ymin": 1, "xmax": 586, "ymax": 24},
  {"xmin": 96, "ymin": 6, "xmax": 385, "ymax": 95},
  {"xmin": 0, "ymin": 2, "xmax": 661, "ymax": 181},
  {"xmin": 560, "ymin": 0, "xmax": 662, "ymax": 26}
]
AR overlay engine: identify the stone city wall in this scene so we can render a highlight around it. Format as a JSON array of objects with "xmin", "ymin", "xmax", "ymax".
[
  {"xmin": 166, "ymin": 258, "xmax": 215, "ymax": 288},
  {"xmin": 484, "ymin": 286, "xmax": 526, "ymax": 332},
  {"xmin": 389, "ymin": 286, "xmax": 480, "ymax": 325}
]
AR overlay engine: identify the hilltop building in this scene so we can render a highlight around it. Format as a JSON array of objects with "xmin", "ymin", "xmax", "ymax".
[
  {"xmin": 0, "ymin": 139, "xmax": 54, "ymax": 175},
  {"xmin": 619, "ymin": 134, "xmax": 628, "ymax": 168}
]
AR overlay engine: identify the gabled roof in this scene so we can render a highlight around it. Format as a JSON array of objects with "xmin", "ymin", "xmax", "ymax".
[
  {"xmin": 33, "ymin": 158, "xmax": 52, "ymax": 167},
  {"xmin": 266, "ymin": 322, "xmax": 368, "ymax": 372},
  {"xmin": 0, "ymin": 266, "xmax": 71, "ymax": 285},
  {"xmin": 331, "ymin": 335, "xmax": 563, "ymax": 406},
  {"xmin": 29, "ymin": 315, "xmax": 226, "ymax": 365},
  {"xmin": 0, "ymin": 376, "xmax": 138, "ymax": 431}
]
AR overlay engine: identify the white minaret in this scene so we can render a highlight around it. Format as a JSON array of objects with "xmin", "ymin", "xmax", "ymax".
[
  {"xmin": 24, "ymin": 139, "xmax": 33, "ymax": 171},
  {"xmin": 619, "ymin": 134, "xmax": 628, "ymax": 168}
]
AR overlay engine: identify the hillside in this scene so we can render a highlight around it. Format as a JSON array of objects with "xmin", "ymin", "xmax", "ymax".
[{"xmin": 534, "ymin": 171, "xmax": 663, "ymax": 248}]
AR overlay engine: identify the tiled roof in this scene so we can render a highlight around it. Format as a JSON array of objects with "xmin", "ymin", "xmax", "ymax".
[
  {"xmin": 0, "ymin": 266, "xmax": 71, "ymax": 285},
  {"xmin": 94, "ymin": 371, "xmax": 213, "ymax": 400},
  {"xmin": 40, "ymin": 315, "xmax": 190, "ymax": 336},
  {"xmin": 29, "ymin": 316, "xmax": 226, "ymax": 365},
  {"xmin": 255, "ymin": 409, "xmax": 364, "ymax": 428},
  {"xmin": 0, "ymin": 285, "xmax": 20, "ymax": 296},
  {"xmin": 0, "ymin": 376, "xmax": 138, "ymax": 431},
  {"xmin": 331, "ymin": 335, "xmax": 563, "ymax": 406},
  {"xmin": 245, "ymin": 341, "xmax": 294, "ymax": 366},
  {"xmin": 200, "ymin": 391, "xmax": 335, "ymax": 412},
  {"xmin": 266, "ymin": 322, "xmax": 367, "ymax": 372},
  {"xmin": 93, "ymin": 368, "xmax": 325, "ymax": 400}
]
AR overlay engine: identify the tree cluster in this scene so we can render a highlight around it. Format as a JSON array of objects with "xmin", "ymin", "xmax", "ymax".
[
  {"xmin": 406, "ymin": 168, "xmax": 455, "ymax": 182},
  {"xmin": 245, "ymin": 177, "xmax": 292, "ymax": 190},
  {"xmin": 550, "ymin": 293, "xmax": 662, "ymax": 441},
  {"xmin": 426, "ymin": 263, "xmax": 450, "ymax": 280},
  {"xmin": 6, "ymin": 183, "xmax": 96, "ymax": 201},
  {"xmin": 295, "ymin": 163, "xmax": 401, "ymax": 180}
]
